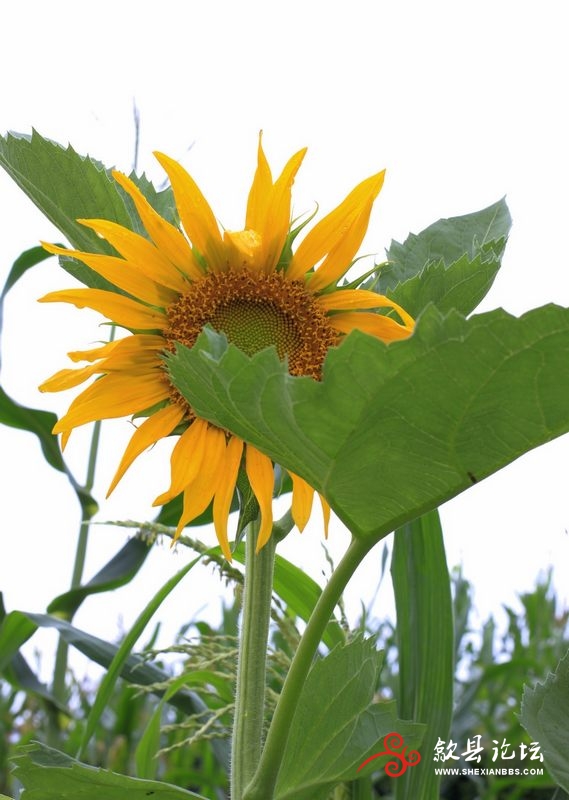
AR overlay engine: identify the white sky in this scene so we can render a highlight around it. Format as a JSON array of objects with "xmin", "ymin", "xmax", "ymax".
[{"xmin": 1, "ymin": 0, "xmax": 569, "ymax": 678}]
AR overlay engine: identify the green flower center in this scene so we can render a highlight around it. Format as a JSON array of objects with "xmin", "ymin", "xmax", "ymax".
[{"xmin": 208, "ymin": 298, "xmax": 300, "ymax": 359}]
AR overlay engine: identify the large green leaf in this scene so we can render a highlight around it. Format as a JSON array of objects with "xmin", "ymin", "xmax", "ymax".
[
  {"xmin": 521, "ymin": 649, "xmax": 569, "ymax": 792},
  {"xmin": 391, "ymin": 510, "xmax": 454, "ymax": 800},
  {"xmin": 274, "ymin": 638, "xmax": 424, "ymax": 800},
  {"xmin": 11, "ymin": 741, "xmax": 206, "ymax": 799},
  {"xmin": 166, "ymin": 303, "xmax": 569, "ymax": 540}
]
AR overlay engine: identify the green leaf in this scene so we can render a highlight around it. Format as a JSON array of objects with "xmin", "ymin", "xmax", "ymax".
[
  {"xmin": 0, "ymin": 132, "xmax": 178, "ymax": 293},
  {"xmin": 0, "ymin": 609, "xmax": 40, "ymax": 674},
  {"xmin": 0, "ymin": 247, "xmax": 96, "ymax": 512},
  {"xmin": 385, "ymin": 251, "xmax": 501, "ymax": 318},
  {"xmin": 0, "ymin": 595, "xmax": 66, "ymax": 711},
  {"xmin": 0, "ymin": 131, "xmax": 131, "ymax": 253},
  {"xmin": 274, "ymin": 638, "xmax": 424, "ymax": 800},
  {"xmin": 47, "ymin": 535, "xmax": 153, "ymax": 619},
  {"xmin": 0, "ymin": 244, "xmax": 51, "ymax": 302},
  {"xmin": 11, "ymin": 741, "xmax": 207, "ymax": 799},
  {"xmin": 521, "ymin": 649, "xmax": 569, "ymax": 791},
  {"xmin": 0, "ymin": 385, "xmax": 95, "ymax": 512},
  {"xmin": 0, "ymin": 385, "xmax": 63, "ymax": 477},
  {"xmin": 391, "ymin": 510, "xmax": 454, "ymax": 800},
  {"xmin": 379, "ymin": 197, "xmax": 511, "ymax": 296},
  {"xmin": 166, "ymin": 303, "xmax": 569, "ymax": 540}
]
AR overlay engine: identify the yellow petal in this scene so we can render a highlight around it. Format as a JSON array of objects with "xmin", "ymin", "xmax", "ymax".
[
  {"xmin": 53, "ymin": 373, "xmax": 169, "ymax": 433},
  {"xmin": 330, "ymin": 311, "xmax": 414, "ymax": 341},
  {"xmin": 77, "ymin": 220, "xmax": 189, "ymax": 294},
  {"xmin": 308, "ymin": 198, "xmax": 375, "ymax": 292},
  {"xmin": 107, "ymin": 404, "xmax": 184, "ymax": 496},
  {"xmin": 65, "ymin": 336, "xmax": 163, "ymax": 377},
  {"xmin": 213, "ymin": 435, "xmax": 244, "ymax": 561},
  {"xmin": 40, "ymin": 363, "xmax": 101, "ymax": 392},
  {"xmin": 319, "ymin": 494, "xmax": 331, "ymax": 538},
  {"xmin": 246, "ymin": 133, "xmax": 273, "ymax": 232},
  {"xmin": 287, "ymin": 170, "xmax": 385, "ymax": 283},
  {"xmin": 67, "ymin": 339, "xmax": 123, "ymax": 363},
  {"xmin": 39, "ymin": 288, "xmax": 167, "ymax": 331},
  {"xmin": 223, "ymin": 229, "xmax": 263, "ymax": 271},
  {"xmin": 67, "ymin": 335, "xmax": 164, "ymax": 364},
  {"xmin": 289, "ymin": 471, "xmax": 315, "ymax": 532},
  {"xmin": 43, "ymin": 337, "xmax": 164, "ymax": 392},
  {"xmin": 245, "ymin": 445, "xmax": 274, "ymax": 551},
  {"xmin": 42, "ymin": 242, "xmax": 176, "ymax": 307},
  {"xmin": 153, "ymin": 418, "xmax": 209, "ymax": 506},
  {"xmin": 318, "ymin": 290, "xmax": 415, "ymax": 328},
  {"xmin": 259, "ymin": 147, "xmax": 306, "ymax": 274},
  {"xmin": 154, "ymin": 152, "xmax": 226, "ymax": 271},
  {"xmin": 173, "ymin": 425, "xmax": 227, "ymax": 540},
  {"xmin": 112, "ymin": 170, "xmax": 204, "ymax": 281}
]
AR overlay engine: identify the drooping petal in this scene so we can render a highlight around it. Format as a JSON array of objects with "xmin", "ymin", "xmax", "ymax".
[
  {"xmin": 174, "ymin": 425, "xmax": 227, "ymax": 539},
  {"xmin": 112, "ymin": 170, "xmax": 204, "ymax": 281},
  {"xmin": 77, "ymin": 219, "xmax": 190, "ymax": 294},
  {"xmin": 245, "ymin": 446, "xmax": 274, "ymax": 551},
  {"xmin": 153, "ymin": 418, "xmax": 209, "ymax": 506},
  {"xmin": 213, "ymin": 435, "xmax": 244, "ymax": 561},
  {"xmin": 67, "ymin": 339, "xmax": 123, "ymax": 363},
  {"xmin": 67, "ymin": 335, "xmax": 164, "ymax": 364},
  {"xmin": 246, "ymin": 133, "xmax": 273, "ymax": 232},
  {"xmin": 42, "ymin": 242, "xmax": 177, "ymax": 307},
  {"xmin": 330, "ymin": 311, "xmax": 414, "ymax": 341},
  {"xmin": 38, "ymin": 288, "xmax": 167, "ymax": 331},
  {"xmin": 52, "ymin": 372, "xmax": 169, "ymax": 433},
  {"xmin": 287, "ymin": 170, "xmax": 385, "ymax": 283},
  {"xmin": 40, "ymin": 363, "xmax": 102, "ymax": 392},
  {"xmin": 289, "ymin": 471, "xmax": 315, "ymax": 532},
  {"xmin": 318, "ymin": 290, "xmax": 415, "ymax": 329},
  {"xmin": 319, "ymin": 495, "xmax": 331, "ymax": 538},
  {"xmin": 154, "ymin": 152, "xmax": 226, "ymax": 271},
  {"xmin": 107, "ymin": 404, "xmax": 184, "ymax": 496}
]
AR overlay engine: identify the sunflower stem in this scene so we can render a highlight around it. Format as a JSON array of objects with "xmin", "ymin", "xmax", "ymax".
[
  {"xmin": 231, "ymin": 518, "xmax": 276, "ymax": 800},
  {"xmin": 243, "ymin": 535, "xmax": 380, "ymax": 800}
]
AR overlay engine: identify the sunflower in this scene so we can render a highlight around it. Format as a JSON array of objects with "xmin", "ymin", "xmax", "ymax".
[{"xmin": 39, "ymin": 137, "xmax": 414, "ymax": 560}]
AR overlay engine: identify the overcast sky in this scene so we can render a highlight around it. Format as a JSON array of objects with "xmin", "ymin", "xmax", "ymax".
[{"xmin": 1, "ymin": 0, "xmax": 569, "ymax": 676}]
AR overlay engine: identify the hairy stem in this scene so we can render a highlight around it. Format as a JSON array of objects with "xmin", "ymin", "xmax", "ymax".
[{"xmin": 231, "ymin": 520, "xmax": 276, "ymax": 800}]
